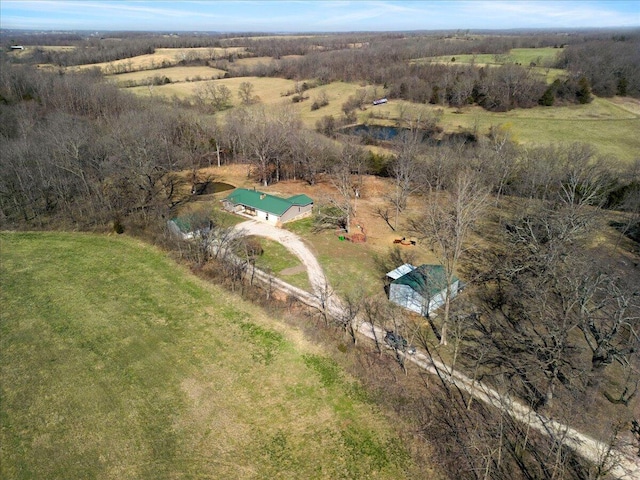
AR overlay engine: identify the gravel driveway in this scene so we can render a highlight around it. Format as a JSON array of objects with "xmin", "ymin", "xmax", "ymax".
[{"xmin": 234, "ymin": 220, "xmax": 328, "ymax": 296}]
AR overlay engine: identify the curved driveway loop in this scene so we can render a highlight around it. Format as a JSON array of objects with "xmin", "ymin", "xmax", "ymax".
[{"xmin": 234, "ymin": 220, "xmax": 328, "ymax": 296}]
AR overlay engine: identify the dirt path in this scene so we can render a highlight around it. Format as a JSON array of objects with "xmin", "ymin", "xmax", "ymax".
[{"xmin": 235, "ymin": 220, "xmax": 640, "ymax": 478}]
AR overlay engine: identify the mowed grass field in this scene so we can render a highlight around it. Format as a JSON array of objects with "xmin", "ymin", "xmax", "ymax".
[
  {"xmin": 0, "ymin": 232, "xmax": 417, "ymax": 479},
  {"xmin": 411, "ymin": 47, "xmax": 564, "ymax": 67},
  {"xmin": 410, "ymin": 47, "xmax": 566, "ymax": 83}
]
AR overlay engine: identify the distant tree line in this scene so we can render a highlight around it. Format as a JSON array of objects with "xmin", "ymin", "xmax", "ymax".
[{"xmin": 7, "ymin": 30, "xmax": 639, "ymax": 106}]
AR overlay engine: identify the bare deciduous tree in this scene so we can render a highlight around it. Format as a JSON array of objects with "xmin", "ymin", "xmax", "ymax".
[
  {"xmin": 387, "ymin": 129, "xmax": 424, "ymax": 230},
  {"xmin": 194, "ymin": 82, "xmax": 232, "ymax": 112},
  {"xmin": 238, "ymin": 81, "xmax": 259, "ymax": 105},
  {"xmin": 329, "ymin": 142, "xmax": 366, "ymax": 234},
  {"xmin": 410, "ymin": 170, "xmax": 489, "ymax": 345}
]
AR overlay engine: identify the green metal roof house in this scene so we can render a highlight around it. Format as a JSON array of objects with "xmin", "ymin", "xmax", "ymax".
[
  {"xmin": 223, "ymin": 188, "xmax": 313, "ymax": 225},
  {"xmin": 388, "ymin": 264, "xmax": 459, "ymax": 316}
]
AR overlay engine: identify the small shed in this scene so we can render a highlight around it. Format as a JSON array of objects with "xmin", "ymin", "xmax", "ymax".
[
  {"xmin": 167, "ymin": 216, "xmax": 211, "ymax": 240},
  {"xmin": 388, "ymin": 264, "xmax": 459, "ymax": 316},
  {"xmin": 223, "ymin": 188, "xmax": 313, "ymax": 225}
]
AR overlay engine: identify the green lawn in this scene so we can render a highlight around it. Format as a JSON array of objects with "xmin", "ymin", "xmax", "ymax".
[
  {"xmin": 250, "ymin": 236, "xmax": 312, "ymax": 292},
  {"xmin": 0, "ymin": 232, "xmax": 415, "ymax": 479},
  {"xmin": 437, "ymin": 98, "xmax": 640, "ymax": 164},
  {"xmin": 285, "ymin": 218, "xmax": 384, "ymax": 298}
]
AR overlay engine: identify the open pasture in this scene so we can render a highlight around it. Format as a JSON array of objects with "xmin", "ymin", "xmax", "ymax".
[
  {"xmin": 106, "ymin": 65, "xmax": 226, "ymax": 85},
  {"xmin": 0, "ymin": 232, "xmax": 416, "ymax": 479},
  {"xmin": 229, "ymin": 55, "xmax": 275, "ymax": 67},
  {"xmin": 70, "ymin": 46, "xmax": 246, "ymax": 74},
  {"xmin": 411, "ymin": 47, "xmax": 563, "ymax": 67},
  {"xmin": 363, "ymin": 97, "xmax": 640, "ymax": 164},
  {"xmin": 410, "ymin": 47, "xmax": 565, "ymax": 83},
  {"xmin": 130, "ymin": 76, "xmax": 300, "ymax": 105},
  {"xmin": 294, "ymin": 81, "xmax": 380, "ymax": 127}
]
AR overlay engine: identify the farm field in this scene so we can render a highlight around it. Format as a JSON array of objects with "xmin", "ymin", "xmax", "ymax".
[
  {"xmin": 92, "ymin": 45, "xmax": 636, "ymax": 162},
  {"xmin": 105, "ymin": 65, "xmax": 226, "ymax": 85},
  {"xmin": 129, "ymin": 76, "xmax": 299, "ymax": 104},
  {"xmin": 229, "ymin": 55, "xmax": 275, "ymax": 67},
  {"xmin": 361, "ymin": 97, "xmax": 640, "ymax": 164},
  {"xmin": 410, "ymin": 47, "xmax": 566, "ymax": 83},
  {"xmin": 411, "ymin": 47, "xmax": 564, "ymax": 67},
  {"xmin": 67, "ymin": 46, "xmax": 246, "ymax": 73},
  {"xmin": 0, "ymin": 232, "xmax": 419, "ymax": 479}
]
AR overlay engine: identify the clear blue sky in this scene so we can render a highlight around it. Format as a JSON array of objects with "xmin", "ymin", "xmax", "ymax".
[{"xmin": 1, "ymin": 1, "xmax": 638, "ymax": 32}]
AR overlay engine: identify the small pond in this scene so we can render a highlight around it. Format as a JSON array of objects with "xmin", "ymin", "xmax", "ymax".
[
  {"xmin": 342, "ymin": 124, "xmax": 402, "ymax": 141},
  {"xmin": 193, "ymin": 181, "xmax": 235, "ymax": 196},
  {"xmin": 342, "ymin": 124, "xmax": 476, "ymax": 146}
]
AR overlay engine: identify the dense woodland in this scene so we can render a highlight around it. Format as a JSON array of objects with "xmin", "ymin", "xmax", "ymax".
[{"xmin": 1, "ymin": 29, "xmax": 639, "ymax": 479}]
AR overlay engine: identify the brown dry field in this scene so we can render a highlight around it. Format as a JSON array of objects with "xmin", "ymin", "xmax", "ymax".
[
  {"xmin": 105, "ymin": 65, "xmax": 226, "ymax": 84},
  {"xmin": 229, "ymin": 56, "xmax": 275, "ymax": 67},
  {"xmin": 130, "ymin": 76, "xmax": 300, "ymax": 104},
  {"xmin": 64, "ymin": 47, "xmax": 246, "ymax": 73}
]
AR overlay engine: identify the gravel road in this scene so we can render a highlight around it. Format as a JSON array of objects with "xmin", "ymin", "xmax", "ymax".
[
  {"xmin": 235, "ymin": 220, "xmax": 328, "ymax": 296},
  {"xmin": 234, "ymin": 219, "xmax": 640, "ymax": 478}
]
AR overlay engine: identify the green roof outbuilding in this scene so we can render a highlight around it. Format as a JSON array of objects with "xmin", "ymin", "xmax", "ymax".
[
  {"xmin": 392, "ymin": 264, "xmax": 457, "ymax": 298},
  {"xmin": 389, "ymin": 264, "xmax": 460, "ymax": 316}
]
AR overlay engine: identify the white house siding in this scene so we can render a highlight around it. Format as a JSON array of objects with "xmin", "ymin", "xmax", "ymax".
[{"xmin": 255, "ymin": 209, "xmax": 280, "ymax": 225}]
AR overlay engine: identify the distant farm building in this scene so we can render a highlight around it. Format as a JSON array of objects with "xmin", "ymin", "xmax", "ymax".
[
  {"xmin": 372, "ymin": 97, "xmax": 388, "ymax": 105},
  {"xmin": 388, "ymin": 264, "xmax": 460, "ymax": 316},
  {"xmin": 223, "ymin": 188, "xmax": 313, "ymax": 226},
  {"xmin": 10, "ymin": 45, "xmax": 24, "ymax": 50}
]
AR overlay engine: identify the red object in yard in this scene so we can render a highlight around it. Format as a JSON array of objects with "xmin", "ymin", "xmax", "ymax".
[{"xmin": 349, "ymin": 233, "xmax": 367, "ymax": 243}]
